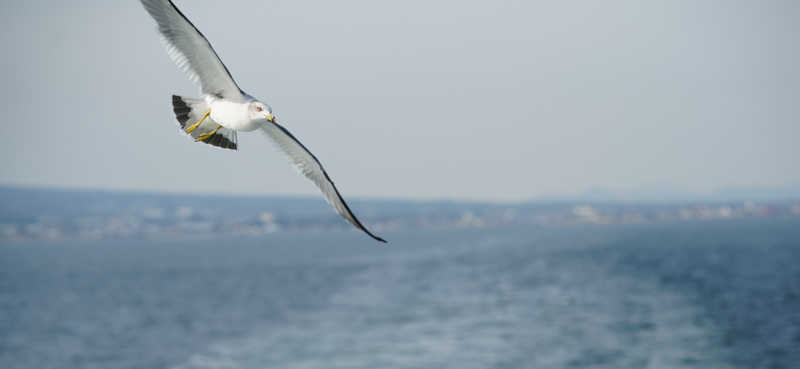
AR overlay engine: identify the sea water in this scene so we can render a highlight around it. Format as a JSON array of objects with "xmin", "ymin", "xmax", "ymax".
[{"xmin": 1, "ymin": 220, "xmax": 798, "ymax": 369}]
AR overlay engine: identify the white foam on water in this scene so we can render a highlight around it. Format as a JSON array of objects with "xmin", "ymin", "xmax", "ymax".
[{"xmin": 171, "ymin": 242, "xmax": 732, "ymax": 369}]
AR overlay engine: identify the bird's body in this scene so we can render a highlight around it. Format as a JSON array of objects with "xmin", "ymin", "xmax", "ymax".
[
  {"xmin": 208, "ymin": 97, "xmax": 265, "ymax": 132},
  {"xmin": 140, "ymin": 0, "xmax": 386, "ymax": 242}
]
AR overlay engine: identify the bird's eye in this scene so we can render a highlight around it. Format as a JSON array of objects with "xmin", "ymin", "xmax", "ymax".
[{"xmin": 255, "ymin": 106, "xmax": 263, "ymax": 112}]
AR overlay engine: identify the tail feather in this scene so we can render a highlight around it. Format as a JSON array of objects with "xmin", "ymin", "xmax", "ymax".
[
  {"xmin": 171, "ymin": 95, "xmax": 238, "ymax": 150},
  {"xmin": 171, "ymin": 95, "xmax": 197, "ymax": 129}
]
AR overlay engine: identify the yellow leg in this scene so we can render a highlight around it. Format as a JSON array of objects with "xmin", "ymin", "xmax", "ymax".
[
  {"xmin": 196, "ymin": 125, "xmax": 222, "ymax": 142},
  {"xmin": 185, "ymin": 109, "xmax": 211, "ymax": 134}
]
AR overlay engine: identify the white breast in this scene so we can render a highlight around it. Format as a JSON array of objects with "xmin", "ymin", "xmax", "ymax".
[{"xmin": 208, "ymin": 99, "xmax": 264, "ymax": 132}]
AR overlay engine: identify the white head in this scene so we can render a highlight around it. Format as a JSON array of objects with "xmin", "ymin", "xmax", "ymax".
[{"xmin": 249, "ymin": 101, "xmax": 275, "ymax": 122}]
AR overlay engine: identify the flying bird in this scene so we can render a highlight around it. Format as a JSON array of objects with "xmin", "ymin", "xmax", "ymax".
[{"xmin": 140, "ymin": 0, "xmax": 386, "ymax": 243}]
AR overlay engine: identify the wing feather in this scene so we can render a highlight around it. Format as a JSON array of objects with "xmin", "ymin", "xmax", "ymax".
[
  {"xmin": 261, "ymin": 123, "xmax": 387, "ymax": 243},
  {"xmin": 140, "ymin": 0, "xmax": 244, "ymax": 100}
]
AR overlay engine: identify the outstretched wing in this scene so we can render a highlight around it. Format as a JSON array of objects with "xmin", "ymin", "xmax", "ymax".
[
  {"xmin": 140, "ymin": 0, "xmax": 244, "ymax": 101},
  {"xmin": 261, "ymin": 123, "xmax": 387, "ymax": 243}
]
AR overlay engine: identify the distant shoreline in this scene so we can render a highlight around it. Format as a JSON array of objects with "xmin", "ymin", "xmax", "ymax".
[{"xmin": 1, "ymin": 186, "xmax": 798, "ymax": 243}]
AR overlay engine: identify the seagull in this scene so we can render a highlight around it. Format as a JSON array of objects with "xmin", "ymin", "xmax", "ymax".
[{"xmin": 140, "ymin": 0, "xmax": 386, "ymax": 243}]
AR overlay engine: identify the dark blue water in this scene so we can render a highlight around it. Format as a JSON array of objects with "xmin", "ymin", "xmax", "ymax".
[{"xmin": 1, "ymin": 220, "xmax": 798, "ymax": 369}]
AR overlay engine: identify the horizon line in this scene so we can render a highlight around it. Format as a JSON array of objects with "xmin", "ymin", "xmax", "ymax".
[{"xmin": 2, "ymin": 182, "xmax": 799, "ymax": 205}]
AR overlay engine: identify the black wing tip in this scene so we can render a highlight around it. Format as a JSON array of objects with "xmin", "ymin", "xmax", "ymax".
[
  {"xmin": 362, "ymin": 228, "xmax": 387, "ymax": 244},
  {"xmin": 349, "ymin": 223, "xmax": 387, "ymax": 243}
]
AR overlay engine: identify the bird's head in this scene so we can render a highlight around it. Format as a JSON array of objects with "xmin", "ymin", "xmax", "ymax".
[{"xmin": 249, "ymin": 101, "xmax": 275, "ymax": 123}]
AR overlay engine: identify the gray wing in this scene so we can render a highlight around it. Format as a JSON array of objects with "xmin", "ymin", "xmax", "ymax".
[
  {"xmin": 140, "ymin": 0, "xmax": 244, "ymax": 101},
  {"xmin": 261, "ymin": 123, "xmax": 387, "ymax": 243}
]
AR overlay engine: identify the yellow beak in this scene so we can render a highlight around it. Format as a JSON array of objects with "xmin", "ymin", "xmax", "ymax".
[{"xmin": 266, "ymin": 113, "xmax": 275, "ymax": 123}]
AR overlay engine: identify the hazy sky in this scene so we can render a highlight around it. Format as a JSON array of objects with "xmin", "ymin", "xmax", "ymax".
[{"xmin": 1, "ymin": 0, "xmax": 797, "ymax": 201}]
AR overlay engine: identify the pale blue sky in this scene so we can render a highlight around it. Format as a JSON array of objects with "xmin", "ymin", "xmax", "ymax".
[{"xmin": 0, "ymin": 0, "xmax": 797, "ymax": 201}]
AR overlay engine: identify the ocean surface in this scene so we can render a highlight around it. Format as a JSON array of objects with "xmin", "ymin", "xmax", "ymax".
[{"xmin": 1, "ymin": 220, "xmax": 799, "ymax": 369}]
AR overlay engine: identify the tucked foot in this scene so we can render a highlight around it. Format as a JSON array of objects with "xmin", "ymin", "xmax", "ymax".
[
  {"xmin": 185, "ymin": 109, "xmax": 211, "ymax": 133},
  {"xmin": 196, "ymin": 125, "xmax": 222, "ymax": 141}
]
